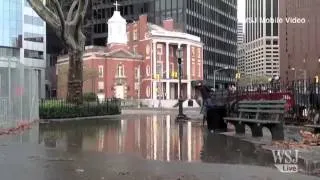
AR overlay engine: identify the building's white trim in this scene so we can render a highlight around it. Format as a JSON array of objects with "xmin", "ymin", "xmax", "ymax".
[{"xmin": 151, "ymin": 37, "xmax": 203, "ymax": 47}]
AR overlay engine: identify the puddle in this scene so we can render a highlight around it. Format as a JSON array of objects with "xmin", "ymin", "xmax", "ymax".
[{"xmin": 39, "ymin": 114, "xmax": 275, "ymax": 167}]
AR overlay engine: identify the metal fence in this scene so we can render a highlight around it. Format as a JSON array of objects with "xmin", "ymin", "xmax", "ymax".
[
  {"xmin": 226, "ymin": 79, "xmax": 320, "ymax": 124},
  {"xmin": 0, "ymin": 59, "xmax": 39, "ymax": 129},
  {"xmin": 120, "ymin": 99, "xmax": 142, "ymax": 109}
]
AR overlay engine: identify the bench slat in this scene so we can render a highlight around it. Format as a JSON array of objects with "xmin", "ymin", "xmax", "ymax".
[
  {"xmin": 223, "ymin": 117, "xmax": 281, "ymax": 124},
  {"xmin": 238, "ymin": 104, "xmax": 285, "ymax": 109},
  {"xmin": 304, "ymin": 125, "xmax": 320, "ymax": 128},
  {"xmin": 239, "ymin": 100, "xmax": 286, "ymax": 104},
  {"xmin": 238, "ymin": 109, "xmax": 285, "ymax": 113}
]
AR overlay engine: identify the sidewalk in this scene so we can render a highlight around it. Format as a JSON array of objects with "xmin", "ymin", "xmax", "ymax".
[{"xmin": 122, "ymin": 107, "xmax": 203, "ymax": 119}]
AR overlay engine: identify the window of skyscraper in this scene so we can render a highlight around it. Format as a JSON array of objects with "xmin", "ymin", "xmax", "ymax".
[
  {"xmin": 24, "ymin": 15, "xmax": 44, "ymax": 26},
  {"xmin": 24, "ymin": 49, "xmax": 44, "ymax": 59}
]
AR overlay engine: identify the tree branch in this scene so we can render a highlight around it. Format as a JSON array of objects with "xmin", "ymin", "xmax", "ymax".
[
  {"xmin": 26, "ymin": 0, "xmax": 61, "ymax": 31},
  {"xmin": 67, "ymin": 0, "xmax": 79, "ymax": 22},
  {"xmin": 70, "ymin": 0, "xmax": 89, "ymax": 24},
  {"xmin": 70, "ymin": 0, "xmax": 84, "ymax": 25},
  {"xmin": 51, "ymin": 0, "xmax": 65, "ymax": 39},
  {"xmin": 81, "ymin": 0, "xmax": 89, "ymax": 22}
]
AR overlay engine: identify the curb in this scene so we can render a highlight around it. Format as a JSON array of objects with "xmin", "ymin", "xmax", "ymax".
[{"xmin": 39, "ymin": 114, "xmax": 121, "ymax": 124}]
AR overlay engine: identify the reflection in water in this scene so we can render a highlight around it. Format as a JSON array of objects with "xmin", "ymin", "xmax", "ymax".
[
  {"xmin": 39, "ymin": 115, "xmax": 203, "ymax": 162},
  {"xmin": 201, "ymin": 133, "xmax": 274, "ymax": 167},
  {"xmin": 38, "ymin": 115, "xmax": 275, "ymax": 166}
]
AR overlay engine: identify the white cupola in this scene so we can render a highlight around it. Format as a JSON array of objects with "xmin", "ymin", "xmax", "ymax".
[{"xmin": 107, "ymin": 1, "xmax": 127, "ymax": 45}]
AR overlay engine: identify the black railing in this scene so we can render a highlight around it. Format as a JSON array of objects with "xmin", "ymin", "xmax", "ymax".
[
  {"xmin": 207, "ymin": 79, "xmax": 320, "ymax": 124},
  {"xmin": 39, "ymin": 98, "xmax": 121, "ymax": 119}
]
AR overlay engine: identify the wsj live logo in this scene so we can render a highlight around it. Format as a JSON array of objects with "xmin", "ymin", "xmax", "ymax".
[{"xmin": 272, "ymin": 150, "xmax": 299, "ymax": 173}]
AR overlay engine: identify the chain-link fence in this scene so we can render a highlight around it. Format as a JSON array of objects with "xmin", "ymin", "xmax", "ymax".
[{"xmin": 0, "ymin": 59, "xmax": 39, "ymax": 129}]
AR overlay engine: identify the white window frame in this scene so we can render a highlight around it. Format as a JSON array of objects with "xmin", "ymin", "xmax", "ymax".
[
  {"xmin": 197, "ymin": 48, "xmax": 201, "ymax": 59},
  {"xmin": 98, "ymin": 81, "xmax": 104, "ymax": 90},
  {"xmin": 134, "ymin": 67, "xmax": 139, "ymax": 79},
  {"xmin": 198, "ymin": 63, "xmax": 201, "ymax": 77},
  {"xmin": 133, "ymin": 30, "xmax": 137, "ymax": 40},
  {"xmin": 117, "ymin": 64, "xmax": 124, "ymax": 77},
  {"xmin": 191, "ymin": 47, "xmax": 195, "ymax": 58},
  {"xmin": 98, "ymin": 65, "xmax": 104, "ymax": 78},
  {"xmin": 146, "ymin": 65, "xmax": 150, "ymax": 76},
  {"xmin": 192, "ymin": 62, "xmax": 195, "ymax": 76}
]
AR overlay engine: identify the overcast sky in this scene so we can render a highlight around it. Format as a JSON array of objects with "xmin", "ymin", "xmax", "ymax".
[{"xmin": 238, "ymin": 0, "xmax": 245, "ymax": 23}]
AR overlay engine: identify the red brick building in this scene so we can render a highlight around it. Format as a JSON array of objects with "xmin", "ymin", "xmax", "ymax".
[{"xmin": 57, "ymin": 9, "xmax": 203, "ymax": 106}]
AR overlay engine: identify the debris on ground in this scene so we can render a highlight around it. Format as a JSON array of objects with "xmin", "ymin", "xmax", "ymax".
[
  {"xmin": 300, "ymin": 130, "xmax": 320, "ymax": 146},
  {"xmin": 118, "ymin": 171, "xmax": 130, "ymax": 175},
  {"xmin": 271, "ymin": 130, "xmax": 320, "ymax": 149},
  {"xmin": 47, "ymin": 157, "xmax": 74, "ymax": 161},
  {"xmin": 75, "ymin": 168, "xmax": 85, "ymax": 173},
  {"xmin": 0, "ymin": 121, "xmax": 36, "ymax": 136}
]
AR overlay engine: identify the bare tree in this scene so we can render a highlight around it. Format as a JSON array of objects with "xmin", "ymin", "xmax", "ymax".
[{"xmin": 27, "ymin": 0, "xmax": 89, "ymax": 104}]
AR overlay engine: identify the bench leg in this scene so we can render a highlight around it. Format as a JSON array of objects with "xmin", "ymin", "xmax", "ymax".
[
  {"xmin": 233, "ymin": 122, "xmax": 245, "ymax": 134},
  {"xmin": 269, "ymin": 124, "xmax": 284, "ymax": 141},
  {"xmin": 250, "ymin": 124, "xmax": 263, "ymax": 137}
]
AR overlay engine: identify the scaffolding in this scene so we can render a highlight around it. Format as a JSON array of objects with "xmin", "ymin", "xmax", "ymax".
[{"xmin": 0, "ymin": 57, "xmax": 39, "ymax": 129}]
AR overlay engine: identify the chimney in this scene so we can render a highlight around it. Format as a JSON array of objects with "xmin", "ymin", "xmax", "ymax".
[
  {"xmin": 139, "ymin": 14, "xmax": 148, "ymax": 24},
  {"xmin": 163, "ymin": 18, "xmax": 174, "ymax": 31},
  {"xmin": 138, "ymin": 14, "xmax": 148, "ymax": 41}
]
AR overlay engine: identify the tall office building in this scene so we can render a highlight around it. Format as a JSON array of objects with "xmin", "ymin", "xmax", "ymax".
[
  {"xmin": 85, "ymin": 0, "xmax": 238, "ymax": 88},
  {"xmin": 237, "ymin": 22, "xmax": 246, "ymax": 74},
  {"xmin": 279, "ymin": 0, "xmax": 320, "ymax": 82},
  {"xmin": 237, "ymin": 22, "xmax": 244, "ymax": 44},
  {"xmin": 245, "ymin": 0, "xmax": 279, "ymax": 77},
  {"xmin": 0, "ymin": 0, "xmax": 46, "ymax": 127}
]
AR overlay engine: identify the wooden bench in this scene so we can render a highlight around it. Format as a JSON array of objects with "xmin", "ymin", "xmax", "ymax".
[
  {"xmin": 224, "ymin": 100, "xmax": 286, "ymax": 140},
  {"xmin": 304, "ymin": 125, "xmax": 320, "ymax": 134}
]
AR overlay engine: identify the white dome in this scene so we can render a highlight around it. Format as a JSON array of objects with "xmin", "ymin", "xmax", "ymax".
[{"xmin": 107, "ymin": 11, "xmax": 127, "ymax": 45}]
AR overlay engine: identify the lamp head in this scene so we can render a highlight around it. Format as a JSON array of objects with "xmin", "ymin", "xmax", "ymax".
[{"xmin": 176, "ymin": 47, "xmax": 183, "ymax": 59}]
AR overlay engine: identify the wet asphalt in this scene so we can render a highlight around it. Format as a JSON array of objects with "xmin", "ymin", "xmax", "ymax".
[{"xmin": 0, "ymin": 113, "xmax": 319, "ymax": 180}]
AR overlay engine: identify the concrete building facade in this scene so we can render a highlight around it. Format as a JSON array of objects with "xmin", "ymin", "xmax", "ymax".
[
  {"xmin": 237, "ymin": 22, "xmax": 246, "ymax": 74},
  {"xmin": 279, "ymin": 0, "xmax": 320, "ymax": 82},
  {"xmin": 245, "ymin": 0, "xmax": 280, "ymax": 77}
]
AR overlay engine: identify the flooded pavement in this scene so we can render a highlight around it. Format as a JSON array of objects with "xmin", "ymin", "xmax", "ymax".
[{"xmin": 0, "ymin": 114, "xmax": 319, "ymax": 180}]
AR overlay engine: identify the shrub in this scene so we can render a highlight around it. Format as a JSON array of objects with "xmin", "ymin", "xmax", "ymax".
[
  {"xmin": 83, "ymin": 93, "xmax": 98, "ymax": 102},
  {"xmin": 39, "ymin": 99, "xmax": 121, "ymax": 119}
]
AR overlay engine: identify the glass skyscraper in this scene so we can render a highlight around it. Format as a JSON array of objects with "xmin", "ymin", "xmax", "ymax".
[
  {"xmin": 84, "ymin": 0, "xmax": 238, "ymax": 87},
  {"xmin": 0, "ymin": 0, "xmax": 46, "ymax": 128},
  {"xmin": 0, "ymin": 0, "xmax": 23, "ymax": 53}
]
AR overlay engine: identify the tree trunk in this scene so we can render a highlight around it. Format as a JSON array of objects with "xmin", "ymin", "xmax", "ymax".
[{"xmin": 66, "ymin": 49, "xmax": 83, "ymax": 104}]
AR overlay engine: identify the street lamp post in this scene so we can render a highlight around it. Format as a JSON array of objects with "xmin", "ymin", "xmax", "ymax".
[
  {"xmin": 213, "ymin": 67, "xmax": 228, "ymax": 91},
  {"xmin": 176, "ymin": 47, "xmax": 188, "ymax": 121}
]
